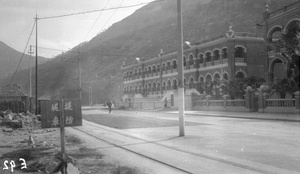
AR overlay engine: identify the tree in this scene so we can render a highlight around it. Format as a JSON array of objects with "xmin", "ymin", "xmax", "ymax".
[
  {"xmin": 280, "ymin": 21, "xmax": 300, "ymax": 89},
  {"xmin": 280, "ymin": 21, "xmax": 300, "ymax": 69}
]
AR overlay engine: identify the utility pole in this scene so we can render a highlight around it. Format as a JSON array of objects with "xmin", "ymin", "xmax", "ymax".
[
  {"xmin": 78, "ymin": 50, "xmax": 82, "ymax": 100},
  {"xmin": 177, "ymin": 0, "xmax": 185, "ymax": 136},
  {"xmin": 28, "ymin": 45, "xmax": 34, "ymax": 97},
  {"xmin": 61, "ymin": 51, "xmax": 83, "ymax": 101},
  {"xmin": 35, "ymin": 14, "xmax": 38, "ymax": 115}
]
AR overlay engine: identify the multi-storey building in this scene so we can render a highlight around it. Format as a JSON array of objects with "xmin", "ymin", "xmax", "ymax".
[
  {"xmin": 263, "ymin": 1, "xmax": 300, "ymax": 82},
  {"xmin": 121, "ymin": 27, "xmax": 268, "ymax": 98}
]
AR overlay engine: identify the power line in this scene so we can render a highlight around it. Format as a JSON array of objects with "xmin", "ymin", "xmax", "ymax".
[
  {"xmin": 30, "ymin": 44, "xmax": 147, "ymax": 58},
  {"xmin": 82, "ymin": 0, "xmax": 112, "ymax": 42},
  {"xmin": 38, "ymin": 0, "xmax": 164, "ymax": 20},
  {"xmin": 32, "ymin": 46, "xmax": 66, "ymax": 52},
  {"xmin": 9, "ymin": 21, "xmax": 36, "ymax": 85},
  {"xmin": 100, "ymin": 0, "xmax": 126, "ymax": 33},
  {"xmin": 0, "ymin": 21, "xmax": 34, "ymax": 58}
]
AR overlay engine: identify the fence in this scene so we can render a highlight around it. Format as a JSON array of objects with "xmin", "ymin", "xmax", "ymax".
[
  {"xmin": 118, "ymin": 100, "xmax": 170, "ymax": 110},
  {"xmin": 193, "ymin": 95, "xmax": 248, "ymax": 112},
  {"xmin": 192, "ymin": 91, "xmax": 300, "ymax": 113},
  {"xmin": 0, "ymin": 101, "xmax": 26, "ymax": 113},
  {"xmin": 261, "ymin": 97, "xmax": 298, "ymax": 113},
  {"xmin": 0, "ymin": 96, "xmax": 33, "ymax": 113}
]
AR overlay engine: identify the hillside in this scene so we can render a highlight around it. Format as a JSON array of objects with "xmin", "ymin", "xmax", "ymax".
[
  {"xmin": 0, "ymin": 0, "xmax": 297, "ymax": 104},
  {"xmin": 0, "ymin": 41, "xmax": 48, "ymax": 80}
]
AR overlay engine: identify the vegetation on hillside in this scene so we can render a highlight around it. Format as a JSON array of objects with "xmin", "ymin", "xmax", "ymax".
[{"xmin": 1, "ymin": 0, "xmax": 297, "ymax": 104}]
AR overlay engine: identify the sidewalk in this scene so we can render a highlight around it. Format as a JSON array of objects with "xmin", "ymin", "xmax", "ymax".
[
  {"xmin": 165, "ymin": 110, "xmax": 300, "ymax": 122},
  {"xmin": 83, "ymin": 105, "xmax": 300, "ymax": 122}
]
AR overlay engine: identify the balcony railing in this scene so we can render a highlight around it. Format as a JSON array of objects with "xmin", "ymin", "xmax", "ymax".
[
  {"xmin": 206, "ymin": 62, "xmax": 212, "ymax": 67},
  {"xmin": 222, "ymin": 59, "xmax": 228, "ymax": 64},
  {"xmin": 213, "ymin": 60, "xmax": 222, "ymax": 65},
  {"xmin": 235, "ymin": 58, "xmax": 245, "ymax": 63},
  {"xmin": 199, "ymin": 63, "xmax": 204, "ymax": 68}
]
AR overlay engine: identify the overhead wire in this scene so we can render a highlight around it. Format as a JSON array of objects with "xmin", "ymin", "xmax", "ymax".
[
  {"xmin": 38, "ymin": 0, "xmax": 164, "ymax": 20},
  {"xmin": 0, "ymin": 21, "xmax": 34, "ymax": 58},
  {"xmin": 30, "ymin": 45, "xmax": 151, "ymax": 57},
  {"xmin": 100, "ymin": 0, "xmax": 126, "ymax": 33},
  {"xmin": 82, "ymin": 0, "xmax": 112, "ymax": 42},
  {"xmin": 8, "ymin": 21, "xmax": 36, "ymax": 85},
  {"xmin": 30, "ymin": 0, "xmax": 163, "ymax": 59}
]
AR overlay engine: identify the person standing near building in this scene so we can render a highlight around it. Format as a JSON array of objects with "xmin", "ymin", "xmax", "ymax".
[{"xmin": 106, "ymin": 99, "xmax": 113, "ymax": 114}]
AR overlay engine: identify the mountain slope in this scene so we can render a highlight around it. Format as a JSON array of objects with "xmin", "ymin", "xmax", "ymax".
[
  {"xmin": 1, "ymin": 0, "xmax": 297, "ymax": 104},
  {"xmin": 0, "ymin": 41, "xmax": 48, "ymax": 80}
]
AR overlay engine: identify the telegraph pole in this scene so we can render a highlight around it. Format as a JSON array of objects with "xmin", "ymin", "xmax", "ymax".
[
  {"xmin": 61, "ymin": 51, "xmax": 83, "ymax": 101},
  {"xmin": 177, "ymin": 0, "xmax": 185, "ymax": 136},
  {"xmin": 28, "ymin": 45, "xmax": 34, "ymax": 97},
  {"xmin": 78, "ymin": 50, "xmax": 82, "ymax": 100},
  {"xmin": 35, "ymin": 14, "xmax": 38, "ymax": 115}
]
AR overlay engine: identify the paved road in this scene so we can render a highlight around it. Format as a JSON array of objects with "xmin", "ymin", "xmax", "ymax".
[{"xmin": 68, "ymin": 108, "xmax": 300, "ymax": 174}]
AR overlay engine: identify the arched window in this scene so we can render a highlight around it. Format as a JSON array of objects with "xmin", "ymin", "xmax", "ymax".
[
  {"xmin": 148, "ymin": 67, "xmax": 151, "ymax": 74},
  {"xmin": 189, "ymin": 77, "xmax": 194, "ymax": 89},
  {"xmin": 223, "ymin": 73, "xmax": 229, "ymax": 80},
  {"xmin": 205, "ymin": 75, "xmax": 212, "ymax": 82},
  {"xmin": 162, "ymin": 63, "xmax": 166, "ymax": 72},
  {"xmin": 189, "ymin": 54, "xmax": 194, "ymax": 65},
  {"xmin": 199, "ymin": 77, "xmax": 204, "ymax": 83},
  {"xmin": 198, "ymin": 77, "xmax": 205, "ymax": 94},
  {"xmin": 152, "ymin": 65, "xmax": 156, "ymax": 73},
  {"xmin": 213, "ymin": 50, "xmax": 220, "ymax": 60},
  {"xmin": 214, "ymin": 73, "xmax": 221, "ymax": 81},
  {"xmin": 236, "ymin": 71, "xmax": 245, "ymax": 79},
  {"xmin": 167, "ymin": 80, "xmax": 171, "ymax": 90},
  {"xmin": 134, "ymin": 68, "xmax": 137, "ymax": 76},
  {"xmin": 157, "ymin": 65, "xmax": 160, "ymax": 72},
  {"xmin": 205, "ymin": 52, "xmax": 212, "ymax": 62},
  {"xmin": 139, "ymin": 85, "xmax": 142, "ymax": 93},
  {"xmin": 198, "ymin": 54, "xmax": 204, "ymax": 64},
  {"xmin": 153, "ymin": 82, "xmax": 156, "ymax": 92},
  {"xmin": 235, "ymin": 46, "xmax": 245, "ymax": 58},
  {"xmin": 167, "ymin": 62, "xmax": 171, "ymax": 70},
  {"xmin": 148, "ymin": 83, "xmax": 152, "ymax": 92},
  {"xmin": 173, "ymin": 79, "xmax": 177, "ymax": 89},
  {"xmin": 172, "ymin": 60, "xmax": 177, "ymax": 69},
  {"xmin": 268, "ymin": 26, "xmax": 282, "ymax": 43},
  {"xmin": 135, "ymin": 86, "xmax": 138, "ymax": 93},
  {"xmin": 157, "ymin": 82, "xmax": 160, "ymax": 92},
  {"xmin": 138, "ymin": 68, "xmax": 142, "ymax": 76},
  {"xmin": 222, "ymin": 48, "xmax": 228, "ymax": 58},
  {"xmin": 162, "ymin": 81, "xmax": 166, "ymax": 90}
]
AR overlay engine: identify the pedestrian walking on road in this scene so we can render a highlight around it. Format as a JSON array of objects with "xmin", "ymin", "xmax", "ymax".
[{"xmin": 106, "ymin": 99, "xmax": 113, "ymax": 114}]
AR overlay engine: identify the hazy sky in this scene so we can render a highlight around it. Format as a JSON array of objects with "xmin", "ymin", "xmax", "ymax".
[{"xmin": 0, "ymin": 0, "xmax": 154, "ymax": 58}]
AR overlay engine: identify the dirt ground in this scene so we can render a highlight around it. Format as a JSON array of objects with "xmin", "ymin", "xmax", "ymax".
[{"xmin": 0, "ymin": 121, "xmax": 143, "ymax": 174}]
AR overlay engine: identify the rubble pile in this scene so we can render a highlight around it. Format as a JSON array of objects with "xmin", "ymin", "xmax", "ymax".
[{"xmin": 0, "ymin": 110, "xmax": 41, "ymax": 129}]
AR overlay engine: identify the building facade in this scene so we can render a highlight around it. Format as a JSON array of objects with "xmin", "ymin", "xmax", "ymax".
[
  {"xmin": 264, "ymin": 1, "xmax": 300, "ymax": 83},
  {"xmin": 121, "ymin": 27, "xmax": 268, "ymax": 98}
]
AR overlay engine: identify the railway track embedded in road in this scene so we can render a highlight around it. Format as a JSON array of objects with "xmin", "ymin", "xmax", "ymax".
[{"xmin": 72, "ymin": 121, "xmax": 277, "ymax": 174}]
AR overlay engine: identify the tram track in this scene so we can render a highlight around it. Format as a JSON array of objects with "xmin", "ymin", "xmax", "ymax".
[{"xmin": 72, "ymin": 120, "xmax": 277, "ymax": 174}]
